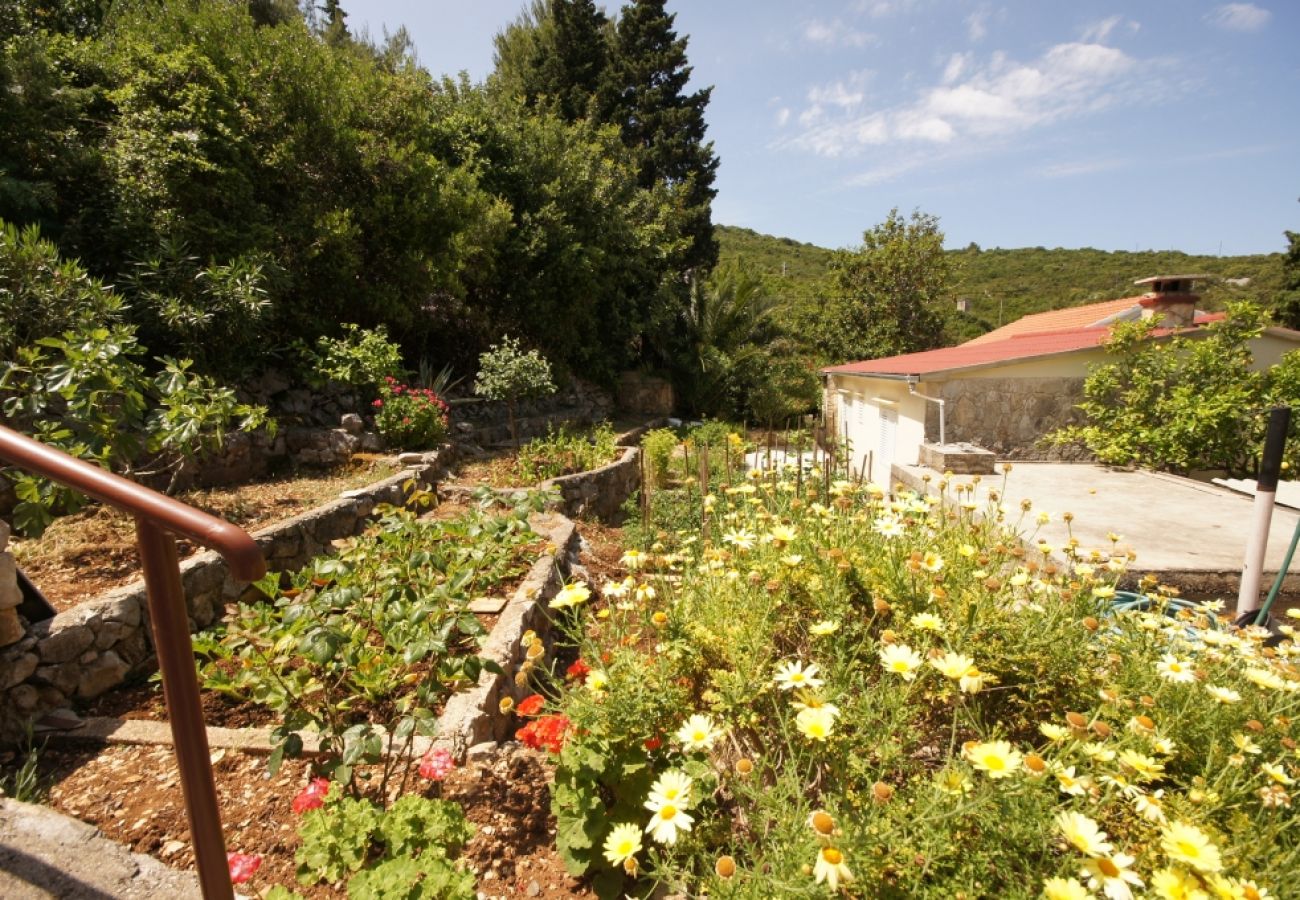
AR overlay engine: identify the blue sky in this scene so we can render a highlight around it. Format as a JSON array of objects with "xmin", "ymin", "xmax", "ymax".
[{"xmin": 353, "ymin": 1, "xmax": 1298, "ymax": 255}]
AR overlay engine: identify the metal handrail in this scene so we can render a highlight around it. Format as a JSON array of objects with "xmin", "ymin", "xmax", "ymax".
[{"xmin": 0, "ymin": 425, "xmax": 265, "ymax": 900}]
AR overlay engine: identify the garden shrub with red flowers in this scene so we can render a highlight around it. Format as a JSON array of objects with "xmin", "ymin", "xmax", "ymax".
[{"xmin": 372, "ymin": 377, "xmax": 449, "ymax": 450}]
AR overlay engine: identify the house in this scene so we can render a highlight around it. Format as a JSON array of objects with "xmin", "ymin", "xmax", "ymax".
[{"xmin": 821, "ymin": 276, "xmax": 1300, "ymax": 484}]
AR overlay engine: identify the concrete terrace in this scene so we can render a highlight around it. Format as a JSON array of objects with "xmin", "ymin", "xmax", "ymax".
[{"xmin": 895, "ymin": 461, "xmax": 1300, "ymax": 606}]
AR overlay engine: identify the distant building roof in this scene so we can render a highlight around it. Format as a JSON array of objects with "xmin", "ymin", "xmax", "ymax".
[
  {"xmin": 965, "ymin": 296, "xmax": 1143, "ymax": 345},
  {"xmin": 823, "ymin": 312, "xmax": 1229, "ymax": 379}
]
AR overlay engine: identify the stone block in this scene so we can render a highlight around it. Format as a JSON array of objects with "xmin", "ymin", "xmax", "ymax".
[
  {"xmin": 36, "ymin": 624, "xmax": 94, "ymax": 664},
  {"xmin": 918, "ymin": 442, "xmax": 996, "ymax": 475},
  {"xmin": 0, "ymin": 554, "xmax": 19, "ymax": 611},
  {"xmin": 99, "ymin": 593, "xmax": 143, "ymax": 628},
  {"xmin": 0, "ymin": 651, "xmax": 37, "ymax": 689},
  {"xmin": 0, "ymin": 607, "xmax": 22, "ymax": 647},
  {"xmin": 94, "ymin": 621, "xmax": 136, "ymax": 650},
  {"xmin": 77, "ymin": 651, "xmax": 128, "ymax": 699},
  {"xmin": 0, "ymin": 520, "xmax": 8, "ymax": 552},
  {"xmin": 10, "ymin": 683, "xmax": 38, "ymax": 711},
  {"xmin": 34, "ymin": 662, "xmax": 79, "ymax": 695},
  {"xmin": 340, "ymin": 413, "xmax": 364, "ymax": 433}
]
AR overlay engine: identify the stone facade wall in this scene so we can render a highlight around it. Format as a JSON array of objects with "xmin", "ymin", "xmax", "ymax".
[
  {"xmin": 0, "ymin": 447, "xmax": 453, "ymax": 743},
  {"xmin": 929, "ymin": 377, "xmax": 1093, "ymax": 461}
]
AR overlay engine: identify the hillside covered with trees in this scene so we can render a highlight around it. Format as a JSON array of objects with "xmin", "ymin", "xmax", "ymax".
[{"xmin": 719, "ymin": 224, "xmax": 1287, "ymax": 345}]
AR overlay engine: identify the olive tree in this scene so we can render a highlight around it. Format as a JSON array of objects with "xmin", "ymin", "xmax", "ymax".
[{"xmin": 473, "ymin": 336, "xmax": 556, "ymax": 446}]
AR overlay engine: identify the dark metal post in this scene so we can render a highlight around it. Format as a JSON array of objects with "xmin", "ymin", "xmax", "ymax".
[{"xmin": 136, "ymin": 519, "xmax": 233, "ymax": 900}]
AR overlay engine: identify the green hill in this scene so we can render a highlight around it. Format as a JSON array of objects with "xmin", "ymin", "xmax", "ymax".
[{"xmin": 717, "ymin": 224, "xmax": 1286, "ymax": 330}]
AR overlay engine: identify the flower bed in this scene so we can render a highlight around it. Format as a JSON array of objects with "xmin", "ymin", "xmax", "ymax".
[{"xmin": 530, "ymin": 463, "xmax": 1300, "ymax": 898}]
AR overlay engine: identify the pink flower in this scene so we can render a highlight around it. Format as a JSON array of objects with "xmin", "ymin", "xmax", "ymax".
[
  {"xmin": 372, "ymin": 398, "xmax": 383, "ymax": 408},
  {"xmin": 227, "ymin": 852, "xmax": 262, "ymax": 885},
  {"xmin": 418, "ymin": 746, "xmax": 455, "ymax": 781},
  {"xmin": 291, "ymin": 777, "xmax": 330, "ymax": 814}
]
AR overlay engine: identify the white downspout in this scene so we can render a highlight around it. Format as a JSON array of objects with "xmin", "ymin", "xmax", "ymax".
[{"xmin": 907, "ymin": 376, "xmax": 946, "ymax": 447}]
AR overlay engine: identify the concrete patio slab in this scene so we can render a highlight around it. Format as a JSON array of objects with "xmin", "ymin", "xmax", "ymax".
[{"xmin": 895, "ymin": 461, "xmax": 1300, "ymax": 604}]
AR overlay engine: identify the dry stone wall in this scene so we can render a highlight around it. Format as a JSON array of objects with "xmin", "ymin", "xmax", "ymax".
[
  {"xmin": 0, "ymin": 446, "xmax": 453, "ymax": 743},
  {"xmin": 929, "ymin": 377, "xmax": 1093, "ymax": 461}
]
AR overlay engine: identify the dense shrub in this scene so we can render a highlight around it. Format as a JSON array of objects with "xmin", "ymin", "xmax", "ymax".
[{"xmin": 371, "ymin": 378, "xmax": 449, "ymax": 450}]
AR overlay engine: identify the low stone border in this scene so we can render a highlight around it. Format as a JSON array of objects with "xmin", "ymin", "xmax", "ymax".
[
  {"xmin": 434, "ymin": 512, "xmax": 579, "ymax": 759},
  {"xmin": 0, "ymin": 445, "xmax": 455, "ymax": 743}
]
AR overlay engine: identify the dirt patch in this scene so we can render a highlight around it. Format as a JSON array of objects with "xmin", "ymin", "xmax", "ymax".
[
  {"xmin": 33, "ymin": 740, "xmax": 585, "ymax": 898},
  {"xmin": 11, "ymin": 456, "xmax": 402, "ymax": 612}
]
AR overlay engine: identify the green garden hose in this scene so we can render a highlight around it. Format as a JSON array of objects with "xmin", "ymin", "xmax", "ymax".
[{"xmin": 1254, "ymin": 512, "xmax": 1300, "ymax": 627}]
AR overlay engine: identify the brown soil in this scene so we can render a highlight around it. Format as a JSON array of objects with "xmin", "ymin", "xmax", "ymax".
[
  {"xmin": 11, "ymin": 456, "xmax": 402, "ymax": 612},
  {"xmin": 35, "ymin": 741, "xmax": 586, "ymax": 898}
]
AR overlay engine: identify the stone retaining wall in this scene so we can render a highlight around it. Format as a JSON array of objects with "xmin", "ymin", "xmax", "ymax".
[
  {"xmin": 542, "ymin": 447, "xmax": 641, "ymax": 521},
  {"xmin": 449, "ymin": 380, "xmax": 613, "ymax": 447},
  {"xmin": 0, "ymin": 446, "xmax": 454, "ymax": 743}
]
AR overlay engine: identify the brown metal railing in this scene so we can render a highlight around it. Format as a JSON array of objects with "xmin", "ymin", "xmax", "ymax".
[{"xmin": 0, "ymin": 425, "xmax": 265, "ymax": 900}]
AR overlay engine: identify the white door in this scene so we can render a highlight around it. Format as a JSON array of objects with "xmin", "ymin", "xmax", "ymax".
[{"xmin": 875, "ymin": 407, "xmax": 897, "ymax": 485}]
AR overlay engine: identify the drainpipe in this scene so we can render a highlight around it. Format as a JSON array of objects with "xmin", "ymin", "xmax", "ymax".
[{"xmin": 907, "ymin": 376, "xmax": 946, "ymax": 447}]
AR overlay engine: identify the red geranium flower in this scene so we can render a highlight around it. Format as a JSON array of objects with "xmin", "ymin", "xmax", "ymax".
[
  {"xmin": 418, "ymin": 746, "xmax": 455, "ymax": 781},
  {"xmin": 565, "ymin": 658, "xmax": 591, "ymax": 680},
  {"xmin": 372, "ymin": 399, "xmax": 383, "ymax": 408},
  {"xmin": 516, "ymin": 694, "xmax": 546, "ymax": 716},
  {"xmin": 227, "ymin": 852, "xmax": 262, "ymax": 885},
  {"xmin": 291, "ymin": 777, "xmax": 330, "ymax": 814},
  {"xmin": 644, "ymin": 735, "xmax": 663, "ymax": 752},
  {"xmin": 516, "ymin": 714, "xmax": 572, "ymax": 754}
]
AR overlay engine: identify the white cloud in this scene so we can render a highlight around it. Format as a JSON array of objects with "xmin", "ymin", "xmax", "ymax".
[
  {"xmin": 776, "ymin": 107, "xmax": 791, "ymax": 127},
  {"xmin": 1205, "ymin": 3, "xmax": 1272, "ymax": 31},
  {"xmin": 804, "ymin": 19, "xmax": 877, "ymax": 49},
  {"xmin": 783, "ymin": 40, "xmax": 1139, "ymax": 160},
  {"xmin": 942, "ymin": 52, "xmax": 970, "ymax": 85},
  {"xmin": 857, "ymin": 0, "xmax": 921, "ymax": 18},
  {"xmin": 1080, "ymin": 15, "xmax": 1140, "ymax": 43},
  {"xmin": 966, "ymin": 7, "xmax": 990, "ymax": 42}
]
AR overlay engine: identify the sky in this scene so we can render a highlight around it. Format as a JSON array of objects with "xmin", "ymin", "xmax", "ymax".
[{"xmin": 353, "ymin": 1, "xmax": 1299, "ymax": 256}]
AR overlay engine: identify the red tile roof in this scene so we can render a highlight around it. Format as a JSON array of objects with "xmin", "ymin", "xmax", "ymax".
[
  {"xmin": 964, "ymin": 296, "xmax": 1143, "ymax": 345},
  {"xmin": 823, "ymin": 312, "xmax": 1229, "ymax": 379}
]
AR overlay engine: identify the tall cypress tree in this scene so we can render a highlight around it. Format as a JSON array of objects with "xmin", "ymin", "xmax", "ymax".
[
  {"xmin": 491, "ymin": 0, "xmax": 610, "ymax": 123},
  {"xmin": 605, "ymin": 0, "xmax": 718, "ymax": 275}
]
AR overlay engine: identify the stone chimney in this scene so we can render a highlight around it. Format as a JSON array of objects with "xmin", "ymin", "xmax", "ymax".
[{"xmin": 1134, "ymin": 275, "xmax": 1207, "ymax": 329}]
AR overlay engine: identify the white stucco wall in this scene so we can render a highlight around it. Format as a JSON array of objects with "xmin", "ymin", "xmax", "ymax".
[{"xmin": 826, "ymin": 376, "xmax": 927, "ymax": 485}]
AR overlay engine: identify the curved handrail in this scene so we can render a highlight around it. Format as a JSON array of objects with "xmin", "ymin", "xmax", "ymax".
[
  {"xmin": 0, "ymin": 423, "xmax": 265, "ymax": 899},
  {"xmin": 0, "ymin": 425, "xmax": 265, "ymax": 581}
]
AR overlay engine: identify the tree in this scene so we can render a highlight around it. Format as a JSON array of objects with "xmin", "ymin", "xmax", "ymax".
[
  {"xmin": 604, "ymin": 0, "xmax": 718, "ymax": 276},
  {"xmin": 1050, "ymin": 301, "xmax": 1300, "ymax": 476},
  {"xmin": 491, "ymin": 0, "xmax": 610, "ymax": 123},
  {"xmin": 812, "ymin": 208, "xmax": 952, "ymax": 362},
  {"xmin": 473, "ymin": 336, "xmax": 557, "ymax": 446},
  {"xmin": 1274, "ymin": 224, "xmax": 1300, "ymax": 329}
]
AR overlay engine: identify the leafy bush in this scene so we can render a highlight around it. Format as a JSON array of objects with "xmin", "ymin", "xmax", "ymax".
[
  {"xmin": 372, "ymin": 378, "xmax": 450, "ymax": 450},
  {"xmin": 473, "ymin": 336, "xmax": 555, "ymax": 445},
  {"xmin": 306, "ymin": 324, "xmax": 406, "ymax": 397},
  {"xmin": 515, "ymin": 423, "xmax": 617, "ymax": 484},
  {"xmin": 295, "ymin": 785, "xmax": 474, "ymax": 897},
  {"xmin": 196, "ymin": 501, "xmax": 538, "ymax": 783},
  {"xmin": 1, "ymin": 323, "xmax": 271, "ymax": 534},
  {"xmin": 0, "ymin": 220, "xmax": 122, "ymax": 362},
  {"xmin": 543, "ymin": 472, "xmax": 1299, "ymax": 898},
  {"xmin": 1050, "ymin": 301, "xmax": 1300, "ymax": 475},
  {"xmin": 640, "ymin": 428, "xmax": 677, "ymax": 487}
]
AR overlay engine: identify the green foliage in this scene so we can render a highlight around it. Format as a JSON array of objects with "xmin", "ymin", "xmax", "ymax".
[
  {"xmin": 1050, "ymin": 301, "xmax": 1300, "ymax": 475},
  {"xmin": 373, "ymin": 381, "xmax": 450, "ymax": 450},
  {"xmin": 1, "ymin": 322, "xmax": 270, "ymax": 534},
  {"xmin": 196, "ymin": 502, "xmax": 534, "ymax": 782},
  {"xmin": 1274, "ymin": 226, "xmax": 1300, "ymax": 329},
  {"xmin": 808, "ymin": 208, "xmax": 952, "ymax": 363},
  {"xmin": 306, "ymin": 324, "xmax": 406, "ymax": 395},
  {"xmin": 0, "ymin": 727, "xmax": 48, "ymax": 804},
  {"xmin": 473, "ymin": 336, "xmax": 555, "ymax": 403},
  {"xmin": 515, "ymin": 423, "xmax": 617, "ymax": 483},
  {"xmin": 640, "ymin": 428, "xmax": 677, "ymax": 486},
  {"xmin": 0, "ymin": 220, "xmax": 122, "ymax": 361},
  {"xmin": 295, "ymin": 786, "xmax": 475, "ymax": 896},
  {"xmin": 491, "ymin": 0, "xmax": 611, "ymax": 124}
]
